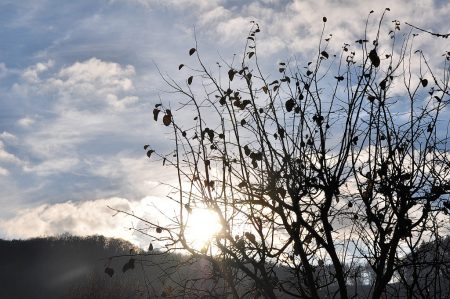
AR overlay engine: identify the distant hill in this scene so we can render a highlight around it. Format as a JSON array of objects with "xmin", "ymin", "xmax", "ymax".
[
  {"xmin": 1, "ymin": 235, "xmax": 448, "ymax": 298},
  {"xmin": 0, "ymin": 235, "xmax": 173, "ymax": 299}
]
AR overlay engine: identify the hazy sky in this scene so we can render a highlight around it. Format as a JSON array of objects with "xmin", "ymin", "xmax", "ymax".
[{"xmin": 0, "ymin": 0, "xmax": 448, "ymax": 246}]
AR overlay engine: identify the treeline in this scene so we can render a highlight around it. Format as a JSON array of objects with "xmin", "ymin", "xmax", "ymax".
[
  {"xmin": 0, "ymin": 234, "xmax": 449, "ymax": 298},
  {"xmin": 0, "ymin": 235, "xmax": 180, "ymax": 299}
]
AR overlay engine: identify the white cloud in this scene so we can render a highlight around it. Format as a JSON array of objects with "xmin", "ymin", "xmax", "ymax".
[
  {"xmin": 0, "ymin": 140, "xmax": 22, "ymax": 165},
  {"xmin": 106, "ymin": 95, "xmax": 139, "ymax": 110},
  {"xmin": 0, "ymin": 196, "xmax": 178, "ymax": 248},
  {"xmin": 17, "ymin": 116, "xmax": 35, "ymax": 127},
  {"xmin": 118, "ymin": 0, "xmax": 220, "ymax": 11},
  {"xmin": 0, "ymin": 131, "xmax": 17, "ymax": 142},
  {"xmin": 162, "ymin": 0, "xmax": 450, "ymax": 60},
  {"xmin": 12, "ymin": 58, "xmax": 142, "ymax": 169},
  {"xmin": 23, "ymin": 157, "xmax": 79, "ymax": 175},
  {"xmin": 86, "ymin": 154, "xmax": 179, "ymax": 199},
  {"xmin": 22, "ymin": 59, "xmax": 54, "ymax": 82},
  {"xmin": 55, "ymin": 58, "xmax": 135, "ymax": 91},
  {"xmin": 46, "ymin": 58, "xmax": 137, "ymax": 110},
  {"xmin": 0, "ymin": 167, "xmax": 9, "ymax": 176},
  {"xmin": 14, "ymin": 58, "xmax": 138, "ymax": 112}
]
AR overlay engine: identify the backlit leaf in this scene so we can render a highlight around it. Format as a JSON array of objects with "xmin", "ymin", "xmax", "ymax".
[
  {"xmin": 238, "ymin": 181, "xmax": 247, "ymax": 188},
  {"xmin": 321, "ymin": 51, "xmax": 329, "ymax": 59},
  {"xmin": 163, "ymin": 115, "xmax": 171, "ymax": 126},
  {"xmin": 285, "ymin": 98, "xmax": 295, "ymax": 112},
  {"xmin": 245, "ymin": 232, "xmax": 256, "ymax": 243},
  {"xmin": 228, "ymin": 69, "xmax": 235, "ymax": 81},
  {"xmin": 369, "ymin": 49, "xmax": 380, "ymax": 67},
  {"xmin": 280, "ymin": 76, "xmax": 290, "ymax": 83}
]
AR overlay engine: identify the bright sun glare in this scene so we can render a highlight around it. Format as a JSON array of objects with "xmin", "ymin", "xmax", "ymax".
[{"xmin": 185, "ymin": 209, "xmax": 222, "ymax": 250}]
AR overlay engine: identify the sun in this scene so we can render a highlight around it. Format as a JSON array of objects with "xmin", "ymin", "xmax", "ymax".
[{"xmin": 184, "ymin": 208, "xmax": 222, "ymax": 251}]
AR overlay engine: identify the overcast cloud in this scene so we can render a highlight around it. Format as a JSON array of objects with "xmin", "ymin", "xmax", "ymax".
[{"xmin": 0, "ymin": 0, "xmax": 448, "ymax": 244}]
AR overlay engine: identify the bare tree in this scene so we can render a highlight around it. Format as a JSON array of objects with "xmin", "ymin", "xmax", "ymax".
[{"xmin": 124, "ymin": 10, "xmax": 450, "ymax": 299}]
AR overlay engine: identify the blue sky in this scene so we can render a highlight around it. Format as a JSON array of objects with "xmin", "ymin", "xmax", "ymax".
[{"xmin": 0, "ymin": 0, "xmax": 448, "ymax": 246}]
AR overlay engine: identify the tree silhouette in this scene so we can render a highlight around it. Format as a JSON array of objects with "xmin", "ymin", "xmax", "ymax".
[{"xmin": 128, "ymin": 10, "xmax": 450, "ymax": 298}]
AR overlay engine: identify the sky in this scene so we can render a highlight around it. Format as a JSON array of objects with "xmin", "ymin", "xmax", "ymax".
[{"xmin": 0, "ymin": 0, "xmax": 449, "ymax": 247}]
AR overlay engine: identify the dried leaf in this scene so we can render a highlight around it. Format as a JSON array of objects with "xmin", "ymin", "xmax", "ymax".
[
  {"xmin": 153, "ymin": 109, "xmax": 160, "ymax": 121},
  {"xmin": 228, "ymin": 69, "xmax": 235, "ymax": 81},
  {"xmin": 122, "ymin": 258, "xmax": 135, "ymax": 273},
  {"xmin": 245, "ymin": 232, "xmax": 256, "ymax": 243},
  {"xmin": 280, "ymin": 76, "xmax": 291, "ymax": 83},
  {"xmin": 163, "ymin": 115, "xmax": 172, "ymax": 126},
  {"xmin": 189, "ymin": 48, "xmax": 196, "ymax": 56},
  {"xmin": 285, "ymin": 98, "xmax": 295, "ymax": 112},
  {"xmin": 278, "ymin": 127, "xmax": 285, "ymax": 139},
  {"xmin": 369, "ymin": 49, "xmax": 380, "ymax": 67},
  {"xmin": 238, "ymin": 181, "xmax": 247, "ymax": 188},
  {"xmin": 105, "ymin": 267, "xmax": 114, "ymax": 277},
  {"xmin": 244, "ymin": 145, "xmax": 251, "ymax": 156}
]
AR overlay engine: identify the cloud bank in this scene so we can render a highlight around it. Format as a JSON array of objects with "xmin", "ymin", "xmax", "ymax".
[{"xmin": 0, "ymin": 0, "xmax": 448, "ymax": 243}]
